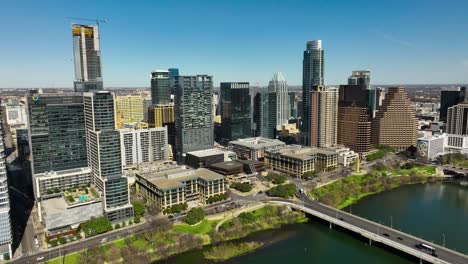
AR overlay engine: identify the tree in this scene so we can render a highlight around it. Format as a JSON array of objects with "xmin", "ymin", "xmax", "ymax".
[
  {"xmin": 82, "ymin": 217, "xmax": 112, "ymax": 237},
  {"xmin": 132, "ymin": 201, "xmax": 145, "ymax": 217},
  {"xmin": 266, "ymin": 173, "xmax": 287, "ymax": 184},
  {"xmin": 184, "ymin": 207, "xmax": 205, "ymax": 225},
  {"xmin": 230, "ymin": 182, "xmax": 252, "ymax": 192},
  {"xmin": 58, "ymin": 237, "xmax": 66, "ymax": 244},
  {"xmin": 372, "ymin": 162, "xmax": 387, "ymax": 171},
  {"xmin": 267, "ymin": 183, "xmax": 297, "ymax": 198},
  {"xmin": 134, "ymin": 215, "xmax": 141, "ymax": 223},
  {"xmin": 238, "ymin": 212, "xmax": 256, "ymax": 224}
]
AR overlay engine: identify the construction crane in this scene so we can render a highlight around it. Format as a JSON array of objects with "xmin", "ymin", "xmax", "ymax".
[{"xmin": 66, "ymin": 17, "xmax": 108, "ymax": 26}]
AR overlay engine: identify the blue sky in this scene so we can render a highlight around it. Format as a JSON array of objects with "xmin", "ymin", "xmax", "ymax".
[{"xmin": 1, "ymin": 0, "xmax": 467, "ymax": 88}]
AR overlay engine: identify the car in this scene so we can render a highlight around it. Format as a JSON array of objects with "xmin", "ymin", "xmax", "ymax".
[
  {"xmin": 100, "ymin": 238, "xmax": 107, "ymax": 243},
  {"xmin": 168, "ymin": 214, "xmax": 174, "ymax": 219},
  {"xmin": 397, "ymin": 236, "xmax": 403, "ymax": 241},
  {"xmin": 338, "ymin": 217, "xmax": 344, "ymax": 221},
  {"xmin": 383, "ymin": 233, "xmax": 390, "ymax": 237},
  {"xmin": 36, "ymin": 256, "xmax": 44, "ymax": 261}
]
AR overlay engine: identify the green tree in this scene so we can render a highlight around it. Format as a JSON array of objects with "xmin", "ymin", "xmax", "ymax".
[
  {"xmin": 184, "ymin": 207, "xmax": 205, "ymax": 225},
  {"xmin": 267, "ymin": 184, "xmax": 297, "ymax": 198},
  {"xmin": 82, "ymin": 217, "xmax": 112, "ymax": 237},
  {"xmin": 132, "ymin": 201, "xmax": 145, "ymax": 217},
  {"xmin": 266, "ymin": 173, "xmax": 287, "ymax": 184},
  {"xmin": 238, "ymin": 212, "xmax": 256, "ymax": 224},
  {"xmin": 134, "ymin": 215, "xmax": 141, "ymax": 223},
  {"xmin": 58, "ymin": 237, "xmax": 66, "ymax": 244},
  {"xmin": 231, "ymin": 182, "xmax": 252, "ymax": 192}
]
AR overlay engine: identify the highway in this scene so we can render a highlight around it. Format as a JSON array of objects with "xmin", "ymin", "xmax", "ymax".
[{"xmin": 270, "ymin": 194, "xmax": 468, "ymax": 264}]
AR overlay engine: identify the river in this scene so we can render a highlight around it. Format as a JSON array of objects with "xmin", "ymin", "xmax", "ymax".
[{"xmin": 161, "ymin": 181, "xmax": 468, "ymax": 263}]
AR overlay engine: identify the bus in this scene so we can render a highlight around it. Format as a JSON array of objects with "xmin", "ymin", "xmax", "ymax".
[{"xmin": 416, "ymin": 243, "xmax": 437, "ymax": 256}]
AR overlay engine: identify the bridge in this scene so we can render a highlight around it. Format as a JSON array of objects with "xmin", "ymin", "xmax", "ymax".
[
  {"xmin": 270, "ymin": 195, "xmax": 468, "ymax": 264},
  {"xmin": 440, "ymin": 164, "xmax": 468, "ymax": 175}
]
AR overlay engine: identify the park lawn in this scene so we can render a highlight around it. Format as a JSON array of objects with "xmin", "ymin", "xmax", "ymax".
[
  {"xmin": 172, "ymin": 219, "xmax": 219, "ymax": 235},
  {"xmin": 45, "ymin": 252, "xmax": 80, "ymax": 264},
  {"xmin": 113, "ymin": 238, "xmax": 127, "ymax": 248},
  {"xmin": 131, "ymin": 238, "xmax": 149, "ymax": 249}
]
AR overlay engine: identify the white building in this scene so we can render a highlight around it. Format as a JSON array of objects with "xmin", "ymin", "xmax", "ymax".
[
  {"xmin": 444, "ymin": 134, "xmax": 468, "ymax": 155},
  {"xmin": 4, "ymin": 105, "xmax": 27, "ymax": 127},
  {"xmin": 335, "ymin": 147, "xmax": 358, "ymax": 167},
  {"xmin": 417, "ymin": 135, "xmax": 446, "ymax": 160},
  {"xmin": 120, "ymin": 127, "xmax": 169, "ymax": 168}
]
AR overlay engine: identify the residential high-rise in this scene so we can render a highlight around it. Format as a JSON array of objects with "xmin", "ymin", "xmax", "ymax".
[
  {"xmin": 446, "ymin": 102, "xmax": 468, "ymax": 135},
  {"xmin": 168, "ymin": 68, "xmax": 179, "ymax": 95},
  {"xmin": 348, "ymin": 70, "xmax": 371, "ymax": 88},
  {"xmin": 148, "ymin": 104, "xmax": 176, "ymax": 149},
  {"xmin": 338, "ymin": 84, "xmax": 372, "ymax": 154},
  {"xmin": 302, "ymin": 40, "xmax": 324, "ymax": 145},
  {"xmin": 72, "ymin": 24, "xmax": 103, "ymax": 92},
  {"xmin": 174, "ymin": 75, "xmax": 213, "ymax": 159},
  {"xmin": 151, "ymin": 70, "xmax": 171, "ymax": 105},
  {"xmin": 120, "ymin": 127, "xmax": 169, "ymax": 168},
  {"xmin": 115, "ymin": 95, "xmax": 146, "ymax": 128},
  {"xmin": 84, "ymin": 91, "xmax": 133, "ymax": 222},
  {"xmin": 268, "ymin": 72, "xmax": 290, "ymax": 129},
  {"xmin": 252, "ymin": 91, "xmax": 263, "ymax": 137},
  {"xmin": 220, "ymin": 82, "xmax": 251, "ymax": 142},
  {"xmin": 289, "ymin": 92, "xmax": 297, "ymax": 119},
  {"xmin": 310, "ymin": 86, "xmax": 338, "ymax": 148},
  {"xmin": 440, "ymin": 87, "xmax": 466, "ymax": 123},
  {"xmin": 0, "ymin": 113, "xmax": 12, "ymax": 260},
  {"xmin": 371, "ymin": 87, "xmax": 418, "ymax": 151}
]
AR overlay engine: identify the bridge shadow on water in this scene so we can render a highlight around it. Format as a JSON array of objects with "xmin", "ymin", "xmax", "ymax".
[{"xmin": 300, "ymin": 211, "xmax": 427, "ymax": 263}]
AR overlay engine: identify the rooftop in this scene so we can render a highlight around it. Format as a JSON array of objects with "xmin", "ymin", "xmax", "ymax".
[
  {"xmin": 42, "ymin": 198, "xmax": 102, "ymax": 231},
  {"xmin": 187, "ymin": 148, "xmax": 226, "ymax": 157},
  {"xmin": 229, "ymin": 137, "xmax": 285, "ymax": 149},
  {"xmin": 268, "ymin": 145, "xmax": 337, "ymax": 160},
  {"xmin": 138, "ymin": 167, "xmax": 225, "ymax": 190}
]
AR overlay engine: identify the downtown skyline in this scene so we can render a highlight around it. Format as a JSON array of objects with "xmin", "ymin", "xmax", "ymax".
[{"xmin": 1, "ymin": 0, "xmax": 468, "ymax": 88}]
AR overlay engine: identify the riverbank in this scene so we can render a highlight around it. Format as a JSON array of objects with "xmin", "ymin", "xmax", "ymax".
[
  {"xmin": 309, "ymin": 163, "xmax": 444, "ymax": 209},
  {"xmin": 204, "ymin": 241, "xmax": 264, "ymax": 262}
]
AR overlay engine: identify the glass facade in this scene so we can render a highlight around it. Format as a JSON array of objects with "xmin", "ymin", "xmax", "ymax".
[
  {"xmin": 27, "ymin": 93, "xmax": 88, "ymax": 175},
  {"xmin": 440, "ymin": 87, "xmax": 466, "ymax": 122},
  {"xmin": 151, "ymin": 70, "xmax": 171, "ymax": 105},
  {"xmin": 0, "ymin": 114, "xmax": 12, "ymax": 259},
  {"xmin": 220, "ymin": 82, "xmax": 251, "ymax": 142}
]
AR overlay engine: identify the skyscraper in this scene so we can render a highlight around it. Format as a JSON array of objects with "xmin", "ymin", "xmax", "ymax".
[
  {"xmin": 309, "ymin": 86, "xmax": 338, "ymax": 148},
  {"xmin": 84, "ymin": 91, "xmax": 133, "ymax": 221},
  {"xmin": 268, "ymin": 72, "xmax": 290, "ymax": 129},
  {"xmin": 348, "ymin": 70, "xmax": 371, "ymax": 87},
  {"xmin": 168, "ymin": 68, "xmax": 179, "ymax": 95},
  {"xmin": 252, "ymin": 91, "xmax": 263, "ymax": 137},
  {"xmin": 151, "ymin": 70, "xmax": 171, "ymax": 105},
  {"xmin": 371, "ymin": 87, "xmax": 418, "ymax": 151},
  {"xmin": 446, "ymin": 102, "xmax": 468, "ymax": 135},
  {"xmin": 302, "ymin": 40, "xmax": 324, "ymax": 145},
  {"xmin": 440, "ymin": 87, "xmax": 466, "ymax": 123},
  {"xmin": 174, "ymin": 75, "xmax": 213, "ymax": 159},
  {"xmin": 220, "ymin": 82, "xmax": 251, "ymax": 142},
  {"xmin": 338, "ymin": 84, "xmax": 372, "ymax": 154},
  {"xmin": 115, "ymin": 95, "xmax": 146, "ymax": 128},
  {"xmin": 72, "ymin": 24, "xmax": 103, "ymax": 92},
  {"xmin": 0, "ymin": 113, "xmax": 12, "ymax": 260}
]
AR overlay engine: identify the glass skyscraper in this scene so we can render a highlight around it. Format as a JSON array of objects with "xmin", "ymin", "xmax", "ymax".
[
  {"xmin": 0, "ymin": 113, "xmax": 12, "ymax": 260},
  {"xmin": 268, "ymin": 72, "xmax": 290, "ymax": 129},
  {"xmin": 174, "ymin": 75, "xmax": 213, "ymax": 159},
  {"xmin": 440, "ymin": 87, "xmax": 466, "ymax": 123},
  {"xmin": 72, "ymin": 24, "xmax": 103, "ymax": 92},
  {"xmin": 302, "ymin": 40, "xmax": 324, "ymax": 145},
  {"xmin": 220, "ymin": 82, "xmax": 251, "ymax": 142},
  {"xmin": 151, "ymin": 70, "xmax": 171, "ymax": 105},
  {"xmin": 84, "ymin": 91, "xmax": 133, "ymax": 222}
]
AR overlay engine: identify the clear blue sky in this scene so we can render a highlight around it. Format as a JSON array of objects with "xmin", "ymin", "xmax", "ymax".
[{"xmin": 1, "ymin": 0, "xmax": 467, "ymax": 88}]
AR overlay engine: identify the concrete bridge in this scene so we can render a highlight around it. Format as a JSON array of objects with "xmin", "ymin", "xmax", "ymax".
[
  {"xmin": 440, "ymin": 165, "xmax": 468, "ymax": 176},
  {"xmin": 270, "ymin": 195, "xmax": 468, "ymax": 264}
]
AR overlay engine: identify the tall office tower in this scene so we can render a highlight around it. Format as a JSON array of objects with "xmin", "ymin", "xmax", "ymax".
[
  {"xmin": 268, "ymin": 72, "xmax": 290, "ymax": 129},
  {"xmin": 0, "ymin": 113, "xmax": 12, "ymax": 260},
  {"xmin": 120, "ymin": 127, "xmax": 169, "ymax": 168},
  {"xmin": 168, "ymin": 68, "xmax": 179, "ymax": 95},
  {"xmin": 289, "ymin": 92, "xmax": 297, "ymax": 119},
  {"xmin": 348, "ymin": 70, "xmax": 371, "ymax": 88},
  {"xmin": 115, "ymin": 95, "xmax": 146, "ymax": 128},
  {"xmin": 440, "ymin": 87, "xmax": 466, "ymax": 123},
  {"xmin": 220, "ymin": 82, "xmax": 251, "ymax": 142},
  {"xmin": 252, "ymin": 91, "xmax": 263, "ymax": 137},
  {"xmin": 338, "ymin": 84, "xmax": 372, "ymax": 153},
  {"xmin": 446, "ymin": 102, "xmax": 468, "ymax": 135},
  {"xmin": 72, "ymin": 24, "xmax": 103, "ymax": 92},
  {"xmin": 84, "ymin": 92, "xmax": 133, "ymax": 222},
  {"xmin": 148, "ymin": 104, "xmax": 176, "ymax": 149},
  {"xmin": 302, "ymin": 40, "xmax": 324, "ymax": 145},
  {"xmin": 371, "ymin": 87, "xmax": 418, "ymax": 151},
  {"xmin": 151, "ymin": 70, "xmax": 171, "ymax": 105},
  {"xmin": 174, "ymin": 75, "xmax": 214, "ymax": 159},
  {"xmin": 27, "ymin": 92, "xmax": 89, "ymax": 197},
  {"xmin": 309, "ymin": 86, "xmax": 338, "ymax": 148}
]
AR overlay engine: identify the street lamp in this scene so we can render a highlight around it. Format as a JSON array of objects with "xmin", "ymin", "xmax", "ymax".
[{"xmin": 442, "ymin": 233, "xmax": 446, "ymax": 247}]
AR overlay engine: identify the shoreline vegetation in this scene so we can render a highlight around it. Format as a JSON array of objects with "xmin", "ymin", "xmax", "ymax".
[
  {"xmin": 310, "ymin": 162, "xmax": 442, "ymax": 209},
  {"xmin": 203, "ymin": 241, "xmax": 264, "ymax": 262}
]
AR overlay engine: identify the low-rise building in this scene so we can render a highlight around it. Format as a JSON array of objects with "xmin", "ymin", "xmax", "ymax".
[
  {"xmin": 185, "ymin": 148, "xmax": 233, "ymax": 169},
  {"xmin": 444, "ymin": 134, "xmax": 468, "ymax": 155},
  {"xmin": 135, "ymin": 163, "xmax": 226, "ymax": 210},
  {"xmin": 229, "ymin": 137, "xmax": 286, "ymax": 160},
  {"xmin": 417, "ymin": 134, "xmax": 446, "ymax": 160},
  {"xmin": 335, "ymin": 147, "xmax": 358, "ymax": 167},
  {"xmin": 265, "ymin": 145, "xmax": 338, "ymax": 178},
  {"xmin": 34, "ymin": 167, "xmax": 92, "ymax": 199}
]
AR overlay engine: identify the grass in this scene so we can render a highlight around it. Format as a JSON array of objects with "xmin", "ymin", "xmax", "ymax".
[
  {"xmin": 45, "ymin": 252, "xmax": 80, "ymax": 264},
  {"xmin": 172, "ymin": 219, "xmax": 219, "ymax": 235},
  {"xmin": 113, "ymin": 238, "xmax": 127, "ymax": 248},
  {"xmin": 131, "ymin": 238, "xmax": 148, "ymax": 249}
]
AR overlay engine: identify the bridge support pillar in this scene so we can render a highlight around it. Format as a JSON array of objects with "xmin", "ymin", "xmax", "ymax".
[
  {"xmin": 419, "ymin": 258, "xmax": 422, "ymax": 264},
  {"xmin": 369, "ymin": 238, "xmax": 372, "ymax": 245},
  {"xmin": 329, "ymin": 222, "xmax": 332, "ymax": 229}
]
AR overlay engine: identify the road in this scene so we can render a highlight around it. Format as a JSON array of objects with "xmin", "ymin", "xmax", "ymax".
[
  {"xmin": 9, "ymin": 186, "xmax": 36, "ymax": 257},
  {"xmin": 269, "ymin": 194, "xmax": 468, "ymax": 264}
]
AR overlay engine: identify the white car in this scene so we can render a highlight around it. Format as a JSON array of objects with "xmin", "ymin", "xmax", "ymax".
[
  {"xmin": 100, "ymin": 238, "xmax": 107, "ymax": 243},
  {"xmin": 36, "ymin": 256, "xmax": 44, "ymax": 261}
]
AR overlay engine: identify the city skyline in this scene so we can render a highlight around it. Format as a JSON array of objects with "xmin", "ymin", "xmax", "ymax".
[{"xmin": 1, "ymin": 0, "xmax": 468, "ymax": 88}]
